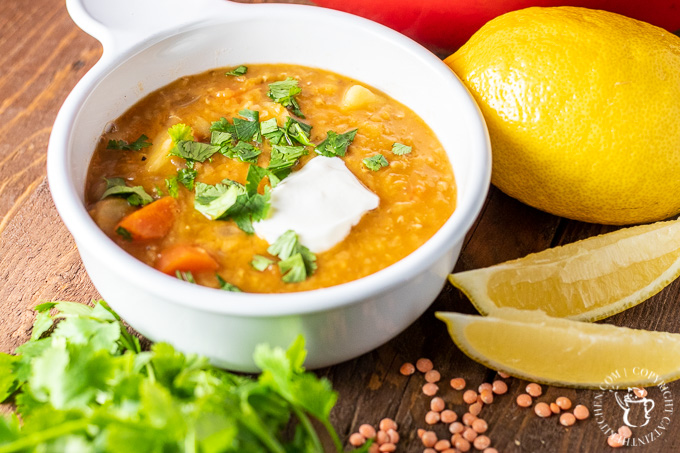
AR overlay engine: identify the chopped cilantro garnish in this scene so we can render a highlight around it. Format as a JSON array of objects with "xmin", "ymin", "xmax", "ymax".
[
  {"xmin": 232, "ymin": 141, "xmax": 262, "ymax": 163},
  {"xmin": 106, "ymin": 134, "xmax": 152, "ymax": 151},
  {"xmin": 194, "ymin": 169, "xmax": 270, "ymax": 234},
  {"xmin": 363, "ymin": 154, "xmax": 389, "ymax": 171},
  {"xmin": 168, "ymin": 123, "xmax": 194, "ymax": 143},
  {"xmin": 225, "ymin": 65, "xmax": 247, "ymax": 76},
  {"xmin": 177, "ymin": 167, "xmax": 197, "ymax": 190},
  {"xmin": 100, "ymin": 177, "xmax": 153, "ymax": 206},
  {"xmin": 217, "ymin": 275, "xmax": 242, "ymax": 292},
  {"xmin": 211, "ymin": 130, "xmax": 234, "ymax": 147},
  {"xmin": 251, "ymin": 255, "xmax": 274, "ymax": 271},
  {"xmin": 165, "ymin": 177, "xmax": 179, "ymax": 198},
  {"xmin": 175, "ymin": 270, "xmax": 196, "ymax": 283},
  {"xmin": 115, "ymin": 226, "xmax": 132, "ymax": 241},
  {"xmin": 233, "ymin": 109, "xmax": 261, "ymax": 142},
  {"xmin": 315, "ymin": 129, "xmax": 357, "ymax": 157},
  {"xmin": 169, "ymin": 141, "xmax": 218, "ymax": 162},
  {"xmin": 392, "ymin": 142, "xmax": 412, "ymax": 155},
  {"xmin": 284, "ymin": 117, "xmax": 313, "ymax": 146},
  {"xmin": 210, "ymin": 117, "xmax": 235, "ymax": 134},
  {"xmin": 267, "ymin": 77, "xmax": 305, "ymax": 118},
  {"xmin": 267, "ymin": 230, "xmax": 317, "ymax": 283},
  {"xmin": 268, "ymin": 145, "xmax": 308, "ymax": 180}
]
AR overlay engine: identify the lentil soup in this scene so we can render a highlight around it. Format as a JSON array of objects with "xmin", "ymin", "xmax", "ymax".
[{"xmin": 85, "ymin": 64, "xmax": 456, "ymax": 293}]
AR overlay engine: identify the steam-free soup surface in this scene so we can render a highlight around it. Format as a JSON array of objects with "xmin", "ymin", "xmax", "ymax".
[{"xmin": 85, "ymin": 64, "xmax": 456, "ymax": 293}]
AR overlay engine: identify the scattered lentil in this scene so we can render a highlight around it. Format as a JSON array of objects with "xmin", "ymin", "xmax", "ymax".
[
  {"xmin": 473, "ymin": 435, "xmax": 491, "ymax": 450},
  {"xmin": 449, "ymin": 422, "xmax": 465, "ymax": 434},
  {"xmin": 418, "ymin": 428, "xmax": 426, "ymax": 438},
  {"xmin": 434, "ymin": 439, "xmax": 451, "ymax": 451},
  {"xmin": 453, "ymin": 436, "xmax": 471, "ymax": 452},
  {"xmin": 480, "ymin": 389, "xmax": 494, "ymax": 405},
  {"xmin": 450, "ymin": 377, "xmax": 466, "ymax": 390},
  {"xmin": 425, "ymin": 411, "xmax": 441, "ymax": 425},
  {"xmin": 534, "ymin": 402, "xmax": 552, "ymax": 418},
  {"xmin": 550, "ymin": 402, "xmax": 561, "ymax": 414},
  {"xmin": 425, "ymin": 369, "xmax": 441, "ymax": 383},
  {"xmin": 423, "ymin": 383, "xmax": 439, "ymax": 396},
  {"xmin": 555, "ymin": 396, "xmax": 572, "ymax": 410},
  {"xmin": 516, "ymin": 393, "xmax": 533, "ymax": 407},
  {"xmin": 526, "ymin": 383, "xmax": 542, "ymax": 398},
  {"xmin": 376, "ymin": 430, "xmax": 389, "ymax": 445},
  {"xmin": 380, "ymin": 418, "xmax": 398, "ymax": 432},
  {"xmin": 369, "ymin": 444, "xmax": 380, "ymax": 453},
  {"xmin": 441, "ymin": 410, "xmax": 457, "ymax": 424},
  {"xmin": 492, "ymin": 380, "xmax": 508, "ymax": 395},
  {"xmin": 400, "ymin": 362, "xmax": 416, "ymax": 376},
  {"xmin": 387, "ymin": 428, "xmax": 399, "ymax": 444},
  {"xmin": 349, "ymin": 433, "xmax": 366, "ymax": 446},
  {"xmin": 462, "ymin": 412, "xmax": 478, "ymax": 426},
  {"xmin": 463, "ymin": 427, "xmax": 478, "ymax": 442},
  {"xmin": 559, "ymin": 412, "xmax": 576, "ymax": 427},
  {"xmin": 379, "ymin": 443, "xmax": 396, "ymax": 452},
  {"xmin": 424, "ymin": 449, "xmax": 436, "ymax": 453},
  {"xmin": 360, "ymin": 424, "xmax": 377, "ymax": 439},
  {"xmin": 634, "ymin": 387, "xmax": 648, "ymax": 398},
  {"xmin": 422, "ymin": 431, "xmax": 437, "ymax": 448},
  {"xmin": 472, "ymin": 418, "xmax": 488, "ymax": 434},
  {"xmin": 431, "ymin": 397, "xmax": 445, "ymax": 412},
  {"xmin": 416, "ymin": 358, "xmax": 434, "ymax": 373},
  {"xmin": 574, "ymin": 404, "xmax": 590, "ymax": 420},
  {"xmin": 463, "ymin": 390, "xmax": 478, "ymax": 404},
  {"xmin": 498, "ymin": 371, "xmax": 510, "ymax": 379},
  {"xmin": 484, "ymin": 448, "xmax": 499, "ymax": 453},
  {"xmin": 618, "ymin": 426, "xmax": 632, "ymax": 439},
  {"xmin": 469, "ymin": 402, "xmax": 483, "ymax": 416},
  {"xmin": 478, "ymin": 383, "xmax": 493, "ymax": 393},
  {"xmin": 607, "ymin": 433, "xmax": 625, "ymax": 448}
]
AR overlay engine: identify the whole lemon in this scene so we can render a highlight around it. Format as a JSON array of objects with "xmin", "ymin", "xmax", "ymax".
[{"xmin": 445, "ymin": 7, "xmax": 680, "ymax": 225}]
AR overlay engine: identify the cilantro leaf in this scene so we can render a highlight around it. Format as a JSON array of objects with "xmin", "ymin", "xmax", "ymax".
[
  {"xmin": 267, "ymin": 231, "xmax": 317, "ymax": 282},
  {"xmin": 216, "ymin": 275, "xmax": 242, "ymax": 292},
  {"xmin": 116, "ymin": 226, "xmax": 132, "ymax": 241},
  {"xmin": 210, "ymin": 117, "xmax": 236, "ymax": 135},
  {"xmin": 245, "ymin": 164, "xmax": 270, "ymax": 196},
  {"xmin": 100, "ymin": 178, "xmax": 153, "ymax": 206},
  {"xmin": 284, "ymin": 117, "xmax": 313, "ymax": 146},
  {"xmin": 267, "ymin": 78, "xmax": 305, "ymax": 118},
  {"xmin": 268, "ymin": 145, "xmax": 308, "ymax": 180},
  {"xmin": 231, "ymin": 141, "xmax": 261, "ymax": 163},
  {"xmin": 194, "ymin": 181, "xmax": 245, "ymax": 220},
  {"xmin": 177, "ymin": 167, "xmax": 197, "ymax": 190},
  {"xmin": 165, "ymin": 176, "xmax": 179, "ymax": 198},
  {"xmin": 233, "ymin": 109, "xmax": 261, "ymax": 142},
  {"xmin": 391, "ymin": 142, "xmax": 412, "ymax": 155},
  {"xmin": 251, "ymin": 255, "xmax": 274, "ymax": 271},
  {"xmin": 169, "ymin": 141, "xmax": 218, "ymax": 163},
  {"xmin": 315, "ymin": 129, "xmax": 357, "ymax": 157},
  {"xmin": 363, "ymin": 154, "xmax": 389, "ymax": 171},
  {"xmin": 175, "ymin": 270, "xmax": 195, "ymax": 283},
  {"xmin": 225, "ymin": 65, "xmax": 247, "ymax": 76},
  {"xmin": 168, "ymin": 123, "xmax": 194, "ymax": 143},
  {"xmin": 107, "ymin": 134, "xmax": 152, "ymax": 151}
]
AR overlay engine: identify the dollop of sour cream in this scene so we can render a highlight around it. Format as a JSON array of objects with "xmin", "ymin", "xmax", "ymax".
[{"xmin": 254, "ymin": 156, "xmax": 379, "ymax": 253}]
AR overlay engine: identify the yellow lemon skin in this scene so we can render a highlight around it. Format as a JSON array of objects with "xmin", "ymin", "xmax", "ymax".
[{"xmin": 445, "ymin": 7, "xmax": 680, "ymax": 225}]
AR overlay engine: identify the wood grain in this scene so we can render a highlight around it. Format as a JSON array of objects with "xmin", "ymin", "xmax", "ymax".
[{"xmin": 2, "ymin": 0, "xmax": 680, "ymax": 452}]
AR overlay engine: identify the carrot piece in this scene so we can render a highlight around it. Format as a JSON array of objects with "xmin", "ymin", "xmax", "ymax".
[
  {"xmin": 156, "ymin": 244, "xmax": 219, "ymax": 275},
  {"xmin": 115, "ymin": 197, "xmax": 178, "ymax": 240}
]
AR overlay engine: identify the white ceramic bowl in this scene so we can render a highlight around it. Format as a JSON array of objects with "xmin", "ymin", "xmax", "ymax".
[{"xmin": 47, "ymin": 0, "xmax": 491, "ymax": 372}]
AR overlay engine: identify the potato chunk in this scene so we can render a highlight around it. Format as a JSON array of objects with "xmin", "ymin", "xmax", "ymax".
[{"xmin": 341, "ymin": 85, "xmax": 377, "ymax": 111}]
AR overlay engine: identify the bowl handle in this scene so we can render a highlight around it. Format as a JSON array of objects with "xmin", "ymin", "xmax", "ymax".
[{"xmin": 66, "ymin": 0, "xmax": 245, "ymax": 55}]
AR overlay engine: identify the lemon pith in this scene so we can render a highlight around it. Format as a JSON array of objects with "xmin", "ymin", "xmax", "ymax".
[
  {"xmin": 445, "ymin": 7, "xmax": 680, "ymax": 225},
  {"xmin": 437, "ymin": 309, "xmax": 680, "ymax": 388},
  {"xmin": 449, "ymin": 218, "xmax": 680, "ymax": 322}
]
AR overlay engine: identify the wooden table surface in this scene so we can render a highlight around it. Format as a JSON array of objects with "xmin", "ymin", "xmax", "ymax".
[{"xmin": 2, "ymin": 0, "xmax": 679, "ymax": 452}]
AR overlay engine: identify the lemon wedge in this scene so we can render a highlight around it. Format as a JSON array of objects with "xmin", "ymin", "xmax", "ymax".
[
  {"xmin": 436, "ymin": 309, "xmax": 680, "ymax": 388},
  {"xmin": 449, "ymin": 218, "xmax": 680, "ymax": 322}
]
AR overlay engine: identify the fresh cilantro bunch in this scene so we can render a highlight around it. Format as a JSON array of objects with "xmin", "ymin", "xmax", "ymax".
[{"xmin": 0, "ymin": 301, "xmax": 363, "ymax": 453}]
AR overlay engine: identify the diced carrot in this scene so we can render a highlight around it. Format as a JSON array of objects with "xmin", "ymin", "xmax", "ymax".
[
  {"xmin": 115, "ymin": 197, "xmax": 178, "ymax": 241},
  {"xmin": 155, "ymin": 244, "xmax": 219, "ymax": 275}
]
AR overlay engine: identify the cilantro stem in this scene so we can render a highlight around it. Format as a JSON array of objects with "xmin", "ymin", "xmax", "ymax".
[
  {"xmin": 320, "ymin": 417, "xmax": 343, "ymax": 452},
  {"xmin": 0, "ymin": 419, "xmax": 90, "ymax": 453},
  {"xmin": 292, "ymin": 406, "xmax": 324, "ymax": 453}
]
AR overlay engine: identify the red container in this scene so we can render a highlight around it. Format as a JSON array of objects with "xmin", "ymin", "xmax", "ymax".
[{"xmin": 313, "ymin": 0, "xmax": 680, "ymax": 54}]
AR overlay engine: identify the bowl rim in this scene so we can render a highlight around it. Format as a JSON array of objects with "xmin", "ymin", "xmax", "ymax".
[{"xmin": 47, "ymin": 2, "xmax": 492, "ymax": 318}]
